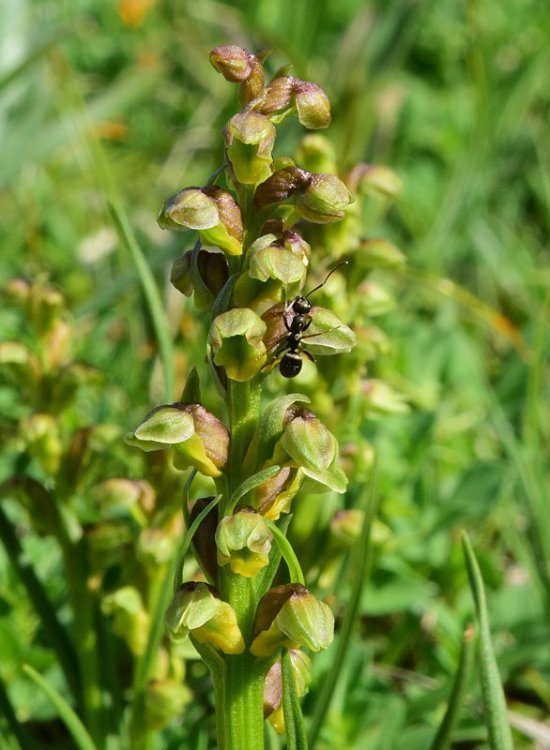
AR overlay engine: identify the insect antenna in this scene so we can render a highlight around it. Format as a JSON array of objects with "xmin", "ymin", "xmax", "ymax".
[{"xmin": 304, "ymin": 260, "xmax": 348, "ymax": 299}]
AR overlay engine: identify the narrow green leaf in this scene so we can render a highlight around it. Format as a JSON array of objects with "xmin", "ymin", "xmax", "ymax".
[
  {"xmin": 461, "ymin": 533, "xmax": 514, "ymax": 750},
  {"xmin": 22, "ymin": 665, "xmax": 98, "ymax": 750},
  {"xmin": 429, "ymin": 625, "xmax": 475, "ymax": 750},
  {"xmin": 309, "ymin": 465, "xmax": 379, "ymax": 749},
  {"xmin": 265, "ymin": 520, "xmax": 305, "ymax": 586},
  {"xmin": 226, "ymin": 465, "xmax": 281, "ymax": 514},
  {"xmin": 254, "ymin": 515, "xmax": 292, "ymax": 599},
  {"xmin": 282, "ymin": 650, "xmax": 308, "ymax": 750}
]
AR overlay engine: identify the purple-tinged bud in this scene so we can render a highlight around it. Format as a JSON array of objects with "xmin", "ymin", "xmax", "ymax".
[
  {"xmin": 294, "ymin": 80, "xmax": 331, "ymax": 129},
  {"xmin": 296, "ymin": 173, "xmax": 352, "ymax": 223},
  {"xmin": 209, "ymin": 46, "xmax": 265, "ymax": 103},
  {"xmin": 215, "ymin": 508, "xmax": 272, "ymax": 577},
  {"xmin": 158, "ymin": 187, "xmax": 243, "ymax": 256},
  {"xmin": 209, "ymin": 308, "xmax": 267, "ymax": 382},
  {"xmin": 158, "ymin": 187, "xmax": 219, "ymax": 231},
  {"xmin": 171, "ymin": 247, "xmax": 229, "ymax": 309},
  {"xmin": 259, "ymin": 76, "xmax": 331, "ymax": 129},
  {"xmin": 259, "ymin": 76, "xmax": 294, "ymax": 114},
  {"xmin": 165, "ymin": 582, "xmax": 245, "ymax": 655},
  {"xmin": 276, "ymin": 409, "xmax": 348, "ymax": 494},
  {"xmin": 224, "ymin": 112, "xmax": 275, "ymax": 185},
  {"xmin": 102, "ymin": 586, "xmax": 150, "ymax": 656},
  {"xmin": 254, "ymin": 166, "xmax": 311, "ymax": 209},
  {"xmin": 344, "ymin": 164, "xmax": 402, "ymax": 199},
  {"xmin": 189, "ymin": 497, "xmax": 219, "ymax": 584},
  {"xmin": 125, "ymin": 402, "xmax": 229, "ymax": 478},
  {"xmin": 251, "ymin": 466, "xmax": 303, "ymax": 520},
  {"xmin": 251, "ymin": 584, "xmax": 334, "ymax": 657},
  {"xmin": 264, "ymin": 650, "xmax": 312, "ymax": 734},
  {"xmin": 209, "ymin": 45, "xmax": 254, "ymax": 82}
]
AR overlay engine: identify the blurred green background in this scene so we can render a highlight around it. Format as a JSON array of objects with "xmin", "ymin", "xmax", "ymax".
[{"xmin": 1, "ymin": 0, "xmax": 550, "ymax": 748}]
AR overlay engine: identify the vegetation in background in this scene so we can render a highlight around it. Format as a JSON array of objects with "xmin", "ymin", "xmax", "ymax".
[{"xmin": 1, "ymin": 0, "xmax": 549, "ymax": 748}]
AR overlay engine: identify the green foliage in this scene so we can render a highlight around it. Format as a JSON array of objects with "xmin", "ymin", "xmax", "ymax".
[{"xmin": 1, "ymin": 0, "xmax": 549, "ymax": 748}]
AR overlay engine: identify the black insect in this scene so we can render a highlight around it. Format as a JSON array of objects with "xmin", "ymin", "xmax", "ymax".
[{"xmin": 272, "ymin": 262, "xmax": 348, "ymax": 378}]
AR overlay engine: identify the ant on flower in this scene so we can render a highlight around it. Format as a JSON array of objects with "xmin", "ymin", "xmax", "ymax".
[{"xmin": 266, "ymin": 262, "xmax": 348, "ymax": 378}]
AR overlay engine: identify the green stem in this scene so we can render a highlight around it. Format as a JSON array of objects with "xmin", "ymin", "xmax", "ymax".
[
  {"xmin": 219, "ymin": 653, "xmax": 267, "ymax": 750},
  {"xmin": 227, "ymin": 378, "xmax": 262, "ymax": 495}
]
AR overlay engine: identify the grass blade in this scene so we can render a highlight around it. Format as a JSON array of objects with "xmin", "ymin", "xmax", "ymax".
[
  {"xmin": 22, "ymin": 665, "xmax": 98, "ymax": 750},
  {"xmin": 461, "ymin": 533, "xmax": 514, "ymax": 750},
  {"xmin": 308, "ymin": 464, "xmax": 379, "ymax": 749},
  {"xmin": 0, "ymin": 674, "xmax": 35, "ymax": 750},
  {"xmin": 429, "ymin": 625, "xmax": 475, "ymax": 750},
  {"xmin": 0, "ymin": 500, "xmax": 81, "ymax": 707},
  {"xmin": 282, "ymin": 649, "xmax": 308, "ymax": 750}
]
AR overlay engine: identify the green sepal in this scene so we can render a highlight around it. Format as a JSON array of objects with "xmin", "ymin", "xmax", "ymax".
[{"xmin": 209, "ymin": 308, "xmax": 267, "ymax": 382}]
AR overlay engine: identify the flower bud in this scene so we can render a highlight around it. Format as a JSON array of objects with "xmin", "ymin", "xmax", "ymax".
[
  {"xmin": 158, "ymin": 187, "xmax": 243, "ymax": 256},
  {"xmin": 209, "ymin": 45, "xmax": 265, "ymax": 103},
  {"xmin": 277, "ymin": 409, "xmax": 347, "ymax": 494},
  {"xmin": 158, "ymin": 187, "xmax": 219, "ymax": 231},
  {"xmin": 251, "ymin": 584, "xmax": 334, "ymax": 657},
  {"xmin": 210, "ymin": 45, "xmax": 254, "ymax": 82},
  {"xmin": 294, "ymin": 80, "xmax": 331, "ymax": 129},
  {"xmin": 224, "ymin": 112, "xmax": 276, "ymax": 185},
  {"xmin": 264, "ymin": 649, "xmax": 312, "ymax": 734},
  {"xmin": 259, "ymin": 76, "xmax": 330, "ymax": 129},
  {"xmin": 215, "ymin": 508, "xmax": 272, "ymax": 577},
  {"xmin": 165, "ymin": 582, "xmax": 245, "ymax": 655},
  {"xmin": 208, "ymin": 309, "xmax": 267, "ymax": 382},
  {"xmin": 297, "ymin": 173, "xmax": 352, "ymax": 223},
  {"xmin": 249, "ymin": 234, "xmax": 308, "ymax": 286},
  {"xmin": 125, "ymin": 402, "xmax": 229, "ymax": 478},
  {"xmin": 251, "ymin": 466, "xmax": 303, "ymax": 520},
  {"xmin": 102, "ymin": 586, "xmax": 150, "ymax": 656},
  {"xmin": 345, "ymin": 163, "xmax": 402, "ymax": 199},
  {"xmin": 254, "ymin": 166, "xmax": 311, "ymax": 209}
]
